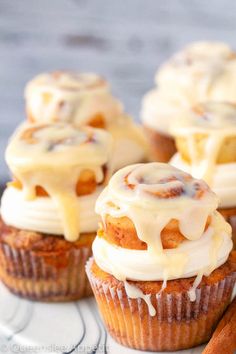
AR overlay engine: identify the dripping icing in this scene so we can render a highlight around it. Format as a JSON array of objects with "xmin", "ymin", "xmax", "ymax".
[{"xmin": 5, "ymin": 122, "xmax": 112, "ymax": 241}]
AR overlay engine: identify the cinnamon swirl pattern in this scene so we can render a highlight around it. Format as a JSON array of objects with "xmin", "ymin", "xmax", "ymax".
[{"xmin": 2, "ymin": 122, "xmax": 112, "ymax": 241}]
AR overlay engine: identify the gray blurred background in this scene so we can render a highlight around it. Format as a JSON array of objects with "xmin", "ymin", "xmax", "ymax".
[{"xmin": 1, "ymin": 0, "xmax": 236, "ymax": 181}]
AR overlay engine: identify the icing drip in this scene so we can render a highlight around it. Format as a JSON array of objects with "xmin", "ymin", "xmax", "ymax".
[
  {"xmin": 0, "ymin": 186, "xmax": 103, "ymax": 235},
  {"xmin": 188, "ymin": 270, "xmax": 203, "ymax": 302},
  {"xmin": 124, "ymin": 281, "xmax": 156, "ymax": 316},
  {"xmin": 93, "ymin": 212, "xmax": 232, "ymax": 306},
  {"xmin": 188, "ymin": 212, "xmax": 231, "ymax": 302},
  {"xmin": 93, "ymin": 163, "xmax": 231, "ymax": 314},
  {"xmin": 171, "ymin": 154, "xmax": 236, "ymax": 208},
  {"xmin": 5, "ymin": 122, "xmax": 112, "ymax": 241},
  {"xmin": 171, "ymin": 102, "xmax": 236, "ymax": 185}
]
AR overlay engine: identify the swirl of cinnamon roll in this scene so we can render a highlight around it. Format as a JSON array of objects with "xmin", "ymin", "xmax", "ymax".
[
  {"xmin": 25, "ymin": 71, "xmax": 123, "ymax": 127},
  {"xmin": 3, "ymin": 122, "xmax": 112, "ymax": 241},
  {"xmin": 156, "ymin": 41, "xmax": 236, "ymax": 104}
]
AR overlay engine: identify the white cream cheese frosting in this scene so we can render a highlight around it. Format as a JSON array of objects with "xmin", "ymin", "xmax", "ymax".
[
  {"xmin": 141, "ymin": 89, "xmax": 189, "ymax": 135},
  {"xmin": 141, "ymin": 41, "xmax": 236, "ymax": 135},
  {"xmin": 156, "ymin": 41, "xmax": 236, "ymax": 103},
  {"xmin": 93, "ymin": 163, "xmax": 232, "ymax": 313},
  {"xmin": 1, "ymin": 186, "xmax": 102, "ymax": 235},
  {"xmin": 4, "ymin": 122, "xmax": 112, "ymax": 241},
  {"xmin": 93, "ymin": 212, "xmax": 232, "ymax": 281}
]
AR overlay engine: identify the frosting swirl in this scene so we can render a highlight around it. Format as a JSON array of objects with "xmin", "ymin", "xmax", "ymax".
[{"xmin": 4, "ymin": 122, "xmax": 112, "ymax": 241}]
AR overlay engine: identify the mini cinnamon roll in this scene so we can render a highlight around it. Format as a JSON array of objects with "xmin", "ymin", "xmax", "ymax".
[
  {"xmin": 25, "ymin": 71, "xmax": 122, "ymax": 126},
  {"xmin": 25, "ymin": 71, "xmax": 148, "ymax": 170},
  {"xmin": 0, "ymin": 122, "xmax": 112, "ymax": 301},
  {"xmin": 141, "ymin": 41, "xmax": 236, "ymax": 162},
  {"xmin": 170, "ymin": 101, "xmax": 236, "ymax": 246},
  {"xmin": 156, "ymin": 41, "xmax": 236, "ymax": 103},
  {"xmin": 86, "ymin": 162, "xmax": 235, "ymax": 351}
]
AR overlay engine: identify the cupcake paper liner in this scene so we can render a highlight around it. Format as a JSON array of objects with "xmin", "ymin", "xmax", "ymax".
[
  {"xmin": 86, "ymin": 258, "xmax": 236, "ymax": 352},
  {"xmin": 0, "ymin": 243, "xmax": 93, "ymax": 302}
]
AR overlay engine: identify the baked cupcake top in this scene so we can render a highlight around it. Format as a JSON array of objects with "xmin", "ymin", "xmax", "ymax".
[
  {"xmin": 170, "ymin": 102, "xmax": 236, "ymax": 208},
  {"xmin": 25, "ymin": 71, "xmax": 123, "ymax": 126},
  {"xmin": 93, "ymin": 163, "xmax": 232, "ymax": 312},
  {"xmin": 141, "ymin": 41, "xmax": 236, "ymax": 135},
  {"xmin": 2, "ymin": 122, "xmax": 112, "ymax": 241}
]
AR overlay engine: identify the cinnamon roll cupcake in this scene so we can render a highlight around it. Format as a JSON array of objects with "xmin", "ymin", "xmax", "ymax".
[
  {"xmin": 25, "ymin": 71, "xmax": 148, "ymax": 170},
  {"xmin": 0, "ymin": 122, "xmax": 112, "ymax": 301},
  {"xmin": 141, "ymin": 41, "xmax": 236, "ymax": 162},
  {"xmin": 170, "ymin": 102, "xmax": 236, "ymax": 246},
  {"xmin": 86, "ymin": 163, "xmax": 235, "ymax": 351}
]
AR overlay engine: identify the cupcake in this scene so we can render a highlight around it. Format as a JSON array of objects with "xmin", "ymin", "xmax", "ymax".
[
  {"xmin": 25, "ymin": 71, "xmax": 148, "ymax": 170},
  {"xmin": 0, "ymin": 122, "xmax": 112, "ymax": 301},
  {"xmin": 86, "ymin": 162, "xmax": 235, "ymax": 351},
  {"xmin": 170, "ymin": 102, "xmax": 236, "ymax": 246},
  {"xmin": 141, "ymin": 41, "xmax": 236, "ymax": 162},
  {"xmin": 141, "ymin": 90, "xmax": 178, "ymax": 161}
]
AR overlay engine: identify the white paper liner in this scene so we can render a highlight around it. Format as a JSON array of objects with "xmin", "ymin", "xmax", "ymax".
[
  {"xmin": 0, "ymin": 243, "xmax": 93, "ymax": 301},
  {"xmin": 86, "ymin": 258, "xmax": 236, "ymax": 351}
]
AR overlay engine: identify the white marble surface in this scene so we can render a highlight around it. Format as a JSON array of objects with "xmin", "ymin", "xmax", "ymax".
[
  {"xmin": 1, "ymin": 0, "xmax": 236, "ymax": 181},
  {"xmin": 0, "ymin": 283, "xmax": 205, "ymax": 354}
]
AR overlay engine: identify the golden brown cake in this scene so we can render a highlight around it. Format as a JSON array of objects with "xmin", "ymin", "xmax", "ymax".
[
  {"xmin": 170, "ymin": 101, "xmax": 236, "ymax": 247},
  {"xmin": 25, "ymin": 71, "xmax": 148, "ymax": 170},
  {"xmin": 0, "ymin": 122, "xmax": 112, "ymax": 301},
  {"xmin": 86, "ymin": 163, "xmax": 235, "ymax": 351},
  {"xmin": 144, "ymin": 125, "xmax": 176, "ymax": 162}
]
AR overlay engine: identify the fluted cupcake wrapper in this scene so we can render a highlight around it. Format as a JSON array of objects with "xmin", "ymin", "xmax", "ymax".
[
  {"xmin": 86, "ymin": 258, "xmax": 236, "ymax": 352},
  {"xmin": 0, "ymin": 243, "xmax": 93, "ymax": 302}
]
